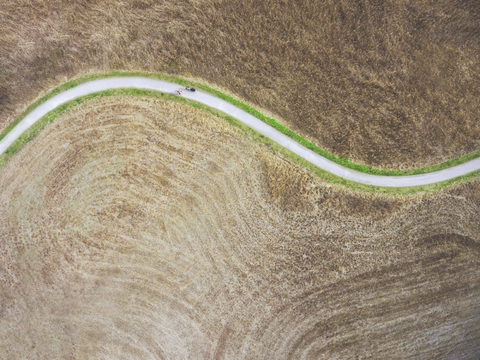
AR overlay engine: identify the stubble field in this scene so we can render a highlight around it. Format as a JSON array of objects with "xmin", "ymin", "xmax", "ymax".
[
  {"xmin": 1, "ymin": 0, "xmax": 480, "ymax": 169},
  {"xmin": 0, "ymin": 97, "xmax": 479, "ymax": 358}
]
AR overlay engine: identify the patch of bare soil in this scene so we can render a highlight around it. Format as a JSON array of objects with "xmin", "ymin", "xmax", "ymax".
[
  {"xmin": 0, "ymin": 97, "xmax": 479, "ymax": 358},
  {"xmin": 1, "ymin": 0, "xmax": 480, "ymax": 169}
]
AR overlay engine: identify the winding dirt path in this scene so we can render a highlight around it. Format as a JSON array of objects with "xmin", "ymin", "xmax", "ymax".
[{"xmin": 1, "ymin": 77, "xmax": 479, "ymax": 187}]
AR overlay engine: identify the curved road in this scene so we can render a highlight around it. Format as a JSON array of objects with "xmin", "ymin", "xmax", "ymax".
[{"xmin": 1, "ymin": 77, "xmax": 479, "ymax": 187}]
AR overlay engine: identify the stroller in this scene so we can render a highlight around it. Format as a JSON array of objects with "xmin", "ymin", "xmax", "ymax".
[{"xmin": 185, "ymin": 87, "xmax": 196, "ymax": 92}]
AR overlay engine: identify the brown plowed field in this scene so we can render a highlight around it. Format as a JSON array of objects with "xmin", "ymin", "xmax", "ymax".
[
  {"xmin": 1, "ymin": 0, "xmax": 480, "ymax": 169},
  {"xmin": 0, "ymin": 97, "xmax": 479, "ymax": 358}
]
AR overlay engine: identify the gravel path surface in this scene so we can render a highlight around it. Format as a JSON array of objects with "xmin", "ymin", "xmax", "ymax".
[{"xmin": 1, "ymin": 77, "xmax": 479, "ymax": 187}]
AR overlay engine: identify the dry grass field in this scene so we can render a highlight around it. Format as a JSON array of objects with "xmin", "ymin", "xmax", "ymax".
[
  {"xmin": 1, "ymin": 0, "xmax": 480, "ymax": 169},
  {"xmin": 0, "ymin": 97, "xmax": 479, "ymax": 358}
]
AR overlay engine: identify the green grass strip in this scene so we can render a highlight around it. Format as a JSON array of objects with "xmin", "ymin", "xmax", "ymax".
[
  {"xmin": 3, "ymin": 71, "xmax": 480, "ymax": 177},
  {"xmin": 1, "ymin": 87, "xmax": 479, "ymax": 195}
]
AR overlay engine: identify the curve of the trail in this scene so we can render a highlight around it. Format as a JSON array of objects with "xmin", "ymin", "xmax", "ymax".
[{"xmin": 1, "ymin": 77, "xmax": 479, "ymax": 187}]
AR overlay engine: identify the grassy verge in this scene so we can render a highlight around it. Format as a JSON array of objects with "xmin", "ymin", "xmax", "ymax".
[
  {"xmin": 1, "ymin": 87, "xmax": 479, "ymax": 195},
  {"xmin": 3, "ymin": 72, "xmax": 480, "ymax": 178}
]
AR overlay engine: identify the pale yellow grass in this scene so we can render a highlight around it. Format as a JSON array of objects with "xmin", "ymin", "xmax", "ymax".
[{"xmin": 0, "ymin": 97, "xmax": 479, "ymax": 358}]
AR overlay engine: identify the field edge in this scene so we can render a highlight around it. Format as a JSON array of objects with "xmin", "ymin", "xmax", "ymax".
[{"xmin": 2, "ymin": 87, "xmax": 479, "ymax": 195}]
